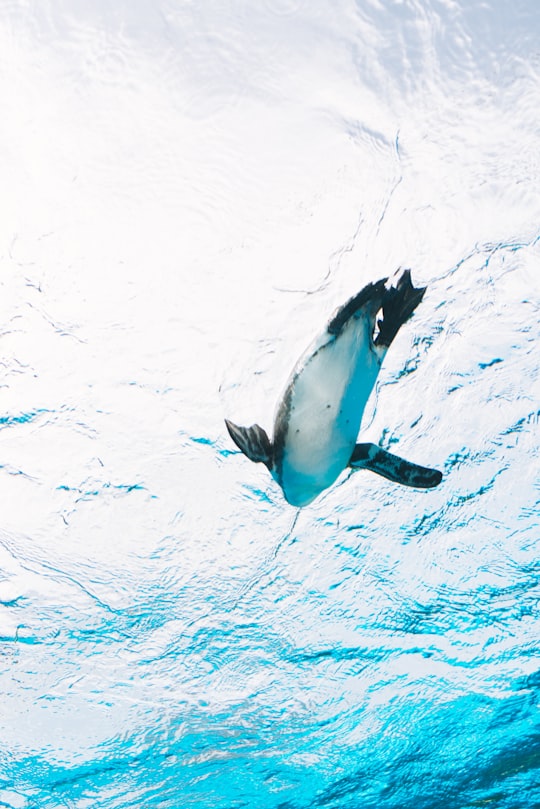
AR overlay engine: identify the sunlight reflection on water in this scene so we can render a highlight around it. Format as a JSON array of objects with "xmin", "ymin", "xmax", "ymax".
[{"xmin": 1, "ymin": 0, "xmax": 539, "ymax": 807}]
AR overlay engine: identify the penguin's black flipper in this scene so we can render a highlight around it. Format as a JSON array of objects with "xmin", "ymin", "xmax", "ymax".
[
  {"xmin": 225, "ymin": 420, "xmax": 273, "ymax": 469},
  {"xmin": 349, "ymin": 442, "xmax": 442, "ymax": 489}
]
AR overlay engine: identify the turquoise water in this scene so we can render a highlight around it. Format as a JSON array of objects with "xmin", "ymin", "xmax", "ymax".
[{"xmin": 1, "ymin": 1, "xmax": 540, "ymax": 807}]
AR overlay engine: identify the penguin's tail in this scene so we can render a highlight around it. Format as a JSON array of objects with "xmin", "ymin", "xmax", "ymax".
[{"xmin": 374, "ymin": 269, "xmax": 426, "ymax": 348}]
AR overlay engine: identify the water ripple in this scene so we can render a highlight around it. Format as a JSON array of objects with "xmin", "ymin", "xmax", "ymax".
[{"xmin": 1, "ymin": 0, "xmax": 540, "ymax": 807}]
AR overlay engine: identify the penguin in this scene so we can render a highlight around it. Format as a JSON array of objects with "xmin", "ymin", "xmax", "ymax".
[{"xmin": 225, "ymin": 270, "xmax": 441, "ymax": 506}]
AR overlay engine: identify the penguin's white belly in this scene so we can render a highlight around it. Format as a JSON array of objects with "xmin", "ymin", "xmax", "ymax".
[{"xmin": 278, "ymin": 323, "xmax": 381, "ymax": 506}]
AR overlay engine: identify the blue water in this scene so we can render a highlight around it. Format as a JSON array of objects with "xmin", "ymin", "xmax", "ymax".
[{"xmin": 1, "ymin": 0, "xmax": 540, "ymax": 807}]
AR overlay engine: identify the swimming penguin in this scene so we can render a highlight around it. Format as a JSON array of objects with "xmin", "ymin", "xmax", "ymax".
[{"xmin": 225, "ymin": 270, "xmax": 442, "ymax": 507}]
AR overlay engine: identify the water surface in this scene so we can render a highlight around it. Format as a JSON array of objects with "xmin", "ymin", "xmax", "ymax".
[{"xmin": 1, "ymin": 1, "xmax": 539, "ymax": 807}]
